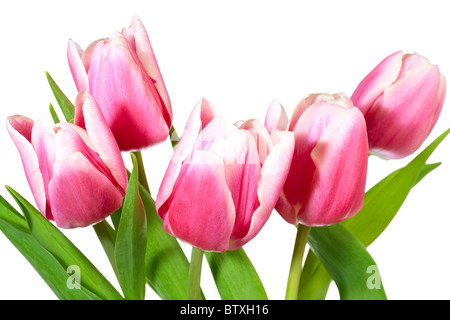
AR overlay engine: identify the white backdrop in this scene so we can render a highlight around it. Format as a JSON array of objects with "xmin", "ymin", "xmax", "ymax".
[{"xmin": 1, "ymin": 0, "xmax": 450, "ymax": 300}]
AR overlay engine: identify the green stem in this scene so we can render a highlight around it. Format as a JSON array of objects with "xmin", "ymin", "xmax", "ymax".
[
  {"xmin": 187, "ymin": 246, "xmax": 204, "ymax": 300},
  {"xmin": 285, "ymin": 224, "xmax": 311, "ymax": 300},
  {"xmin": 132, "ymin": 151, "xmax": 150, "ymax": 193}
]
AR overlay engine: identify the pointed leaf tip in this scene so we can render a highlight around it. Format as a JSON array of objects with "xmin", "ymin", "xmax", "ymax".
[
  {"xmin": 46, "ymin": 71, "xmax": 75, "ymax": 123},
  {"xmin": 115, "ymin": 153, "xmax": 147, "ymax": 300}
]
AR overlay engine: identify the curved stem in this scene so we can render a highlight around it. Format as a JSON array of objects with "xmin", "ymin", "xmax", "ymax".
[
  {"xmin": 131, "ymin": 151, "xmax": 150, "ymax": 193},
  {"xmin": 187, "ymin": 246, "xmax": 204, "ymax": 300},
  {"xmin": 285, "ymin": 224, "xmax": 311, "ymax": 300}
]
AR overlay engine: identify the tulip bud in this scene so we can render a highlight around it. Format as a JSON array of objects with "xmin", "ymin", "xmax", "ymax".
[
  {"xmin": 351, "ymin": 51, "xmax": 446, "ymax": 159},
  {"xmin": 68, "ymin": 16, "xmax": 172, "ymax": 151},
  {"xmin": 6, "ymin": 92, "xmax": 128, "ymax": 228},
  {"xmin": 272, "ymin": 93, "xmax": 369, "ymax": 227},
  {"xmin": 156, "ymin": 98, "xmax": 295, "ymax": 252}
]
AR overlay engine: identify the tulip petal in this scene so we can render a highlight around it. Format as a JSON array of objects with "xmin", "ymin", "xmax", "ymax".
[
  {"xmin": 190, "ymin": 118, "xmax": 262, "ymax": 241},
  {"xmin": 77, "ymin": 91, "xmax": 128, "ymax": 194},
  {"xmin": 223, "ymin": 130, "xmax": 261, "ymax": 240},
  {"xmin": 351, "ymin": 51, "xmax": 403, "ymax": 115},
  {"xmin": 230, "ymin": 130, "xmax": 295, "ymax": 250},
  {"xmin": 274, "ymin": 192, "xmax": 297, "ymax": 225},
  {"xmin": 162, "ymin": 150, "xmax": 235, "ymax": 252},
  {"xmin": 6, "ymin": 116, "xmax": 50, "ymax": 219},
  {"xmin": 264, "ymin": 100, "xmax": 288, "ymax": 133},
  {"xmin": 300, "ymin": 108, "xmax": 368, "ymax": 226},
  {"xmin": 81, "ymin": 39, "xmax": 103, "ymax": 73},
  {"xmin": 67, "ymin": 40, "xmax": 89, "ymax": 92},
  {"xmin": 368, "ymin": 64, "xmax": 443, "ymax": 159},
  {"xmin": 88, "ymin": 36, "xmax": 170, "ymax": 151},
  {"xmin": 284, "ymin": 101, "xmax": 346, "ymax": 210},
  {"xmin": 31, "ymin": 121, "xmax": 56, "ymax": 219},
  {"xmin": 74, "ymin": 90, "xmax": 87, "ymax": 129},
  {"xmin": 156, "ymin": 98, "xmax": 218, "ymax": 214},
  {"xmin": 271, "ymin": 130, "xmax": 298, "ymax": 225},
  {"xmin": 259, "ymin": 131, "xmax": 295, "ymax": 206},
  {"xmin": 122, "ymin": 16, "xmax": 172, "ymax": 122},
  {"xmin": 239, "ymin": 119, "xmax": 273, "ymax": 164},
  {"xmin": 432, "ymin": 73, "xmax": 447, "ymax": 130},
  {"xmin": 192, "ymin": 117, "xmax": 237, "ymax": 154},
  {"xmin": 49, "ymin": 152, "xmax": 124, "ymax": 229},
  {"xmin": 54, "ymin": 123, "xmax": 121, "ymax": 196},
  {"xmin": 289, "ymin": 92, "xmax": 353, "ymax": 130}
]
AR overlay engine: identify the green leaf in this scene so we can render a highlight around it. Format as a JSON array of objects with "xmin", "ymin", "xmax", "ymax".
[
  {"xmin": 93, "ymin": 220, "xmax": 117, "ymax": 275},
  {"xmin": 46, "ymin": 72, "xmax": 75, "ymax": 123},
  {"xmin": 0, "ymin": 195, "xmax": 99, "ymax": 300},
  {"xmin": 298, "ymin": 252, "xmax": 331, "ymax": 300},
  {"xmin": 139, "ymin": 183, "xmax": 201, "ymax": 300},
  {"xmin": 206, "ymin": 249, "xmax": 268, "ymax": 300},
  {"xmin": 345, "ymin": 128, "xmax": 450, "ymax": 246},
  {"xmin": 90, "ymin": 167, "xmax": 197, "ymax": 300},
  {"xmin": 414, "ymin": 162, "xmax": 441, "ymax": 186},
  {"xmin": 110, "ymin": 206, "xmax": 122, "ymax": 230},
  {"xmin": 5, "ymin": 186, "xmax": 123, "ymax": 300},
  {"xmin": 115, "ymin": 154, "xmax": 147, "ymax": 300},
  {"xmin": 0, "ymin": 195, "xmax": 28, "ymax": 230},
  {"xmin": 342, "ymin": 163, "xmax": 446, "ymax": 247},
  {"xmin": 308, "ymin": 224, "xmax": 387, "ymax": 300},
  {"xmin": 169, "ymin": 125, "xmax": 180, "ymax": 150},
  {"xmin": 49, "ymin": 103, "xmax": 61, "ymax": 124},
  {"xmin": 298, "ymin": 128, "xmax": 450, "ymax": 300}
]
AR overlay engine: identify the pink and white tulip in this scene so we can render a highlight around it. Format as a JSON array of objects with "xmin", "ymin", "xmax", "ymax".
[
  {"xmin": 270, "ymin": 93, "xmax": 369, "ymax": 227},
  {"xmin": 351, "ymin": 51, "xmax": 446, "ymax": 159},
  {"xmin": 6, "ymin": 92, "xmax": 128, "ymax": 229},
  {"xmin": 156, "ymin": 99, "xmax": 295, "ymax": 252},
  {"xmin": 68, "ymin": 16, "xmax": 172, "ymax": 151}
]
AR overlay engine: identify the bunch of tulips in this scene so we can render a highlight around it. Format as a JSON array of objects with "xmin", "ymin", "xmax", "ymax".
[{"xmin": 1, "ymin": 16, "xmax": 447, "ymax": 301}]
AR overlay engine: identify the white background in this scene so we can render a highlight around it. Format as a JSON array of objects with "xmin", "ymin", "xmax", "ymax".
[{"xmin": 1, "ymin": 0, "xmax": 450, "ymax": 300}]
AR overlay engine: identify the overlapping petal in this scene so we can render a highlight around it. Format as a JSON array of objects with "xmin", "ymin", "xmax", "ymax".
[
  {"xmin": 49, "ymin": 152, "xmax": 124, "ymax": 229},
  {"xmin": 156, "ymin": 98, "xmax": 218, "ymax": 217},
  {"xmin": 6, "ymin": 116, "xmax": 49, "ymax": 219},
  {"xmin": 300, "ymin": 108, "xmax": 368, "ymax": 226},
  {"xmin": 230, "ymin": 130, "xmax": 295, "ymax": 250},
  {"xmin": 163, "ymin": 150, "xmax": 235, "ymax": 252},
  {"xmin": 75, "ymin": 91, "xmax": 128, "ymax": 194}
]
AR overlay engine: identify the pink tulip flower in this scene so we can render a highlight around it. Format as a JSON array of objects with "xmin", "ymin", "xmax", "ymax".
[
  {"xmin": 156, "ymin": 98, "xmax": 295, "ymax": 252},
  {"xmin": 270, "ymin": 93, "xmax": 369, "ymax": 227},
  {"xmin": 67, "ymin": 16, "xmax": 172, "ymax": 151},
  {"xmin": 351, "ymin": 51, "xmax": 446, "ymax": 159},
  {"xmin": 6, "ymin": 92, "xmax": 128, "ymax": 228}
]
